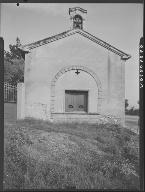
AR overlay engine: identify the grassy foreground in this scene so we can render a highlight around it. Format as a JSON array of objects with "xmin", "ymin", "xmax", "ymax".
[{"xmin": 4, "ymin": 119, "xmax": 139, "ymax": 190}]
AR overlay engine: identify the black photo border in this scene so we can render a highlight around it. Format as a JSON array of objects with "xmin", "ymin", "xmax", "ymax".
[{"xmin": 0, "ymin": 1, "xmax": 144, "ymax": 191}]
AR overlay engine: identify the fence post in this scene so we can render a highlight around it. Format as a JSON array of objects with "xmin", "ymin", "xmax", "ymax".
[{"xmin": 17, "ymin": 83, "xmax": 25, "ymax": 119}]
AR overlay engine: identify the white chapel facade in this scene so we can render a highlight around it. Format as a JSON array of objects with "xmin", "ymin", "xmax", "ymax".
[{"xmin": 18, "ymin": 7, "xmax": 131, "ymax": 125}]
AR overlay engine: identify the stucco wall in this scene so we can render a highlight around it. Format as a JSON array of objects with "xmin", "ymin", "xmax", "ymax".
[{"xmin": 23, "ymin": 33, "xmax": 125, "ymax": 123}]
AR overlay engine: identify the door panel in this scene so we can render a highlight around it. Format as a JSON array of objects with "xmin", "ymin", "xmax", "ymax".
[
  {"xmin": 65, "ymin": 92, "xmax": 76, "ymax": 112},
  {"xmin": 65, "ymin": 90, "xmax": 88, "ymax": 112},
  {"xmin": 76, "ymin": 93, "xmax": 85, "ymax": 111}
]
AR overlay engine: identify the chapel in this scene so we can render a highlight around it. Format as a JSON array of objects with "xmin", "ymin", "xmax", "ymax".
[{"xmin": 18, "ymin": 7, "xmax": 131, "ymax": 125}]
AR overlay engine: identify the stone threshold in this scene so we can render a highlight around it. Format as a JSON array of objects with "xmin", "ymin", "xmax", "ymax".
[{"xmin": 52, "ymin": 112, "xmax": 100, "ymax": 115}]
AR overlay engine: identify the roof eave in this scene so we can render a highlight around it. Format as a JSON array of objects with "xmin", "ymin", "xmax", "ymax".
[
  {"xmin": 18, "ymin": 28, "xmax": 131, "ymax": 60},
  {"xmin": 77, "ymin": 29, "xmax": 131, "ymax": 60},
  {"xmin": 18, "ymin": 46, "xmax": 30, "ymax": 53},
  {"xmin": 121, "ymin": 54, "xmax": 131, "ymax": 61}
]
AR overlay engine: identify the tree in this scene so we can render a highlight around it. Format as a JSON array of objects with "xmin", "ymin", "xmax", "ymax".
[
  {"xmin": 4, "ymin": 37, "xmax": 24, "ymax": 85},
  {"xmin": 125, "ymin": 99, "xmax": 129, "ymax": 111},
  {"xmin": 5, "ymin": 37, "xmax": 22, "ymax": 60}
]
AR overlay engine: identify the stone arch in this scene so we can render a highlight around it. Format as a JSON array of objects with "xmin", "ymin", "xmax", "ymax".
[{"xmin": 50, "ymin": 65, "xmax": 103, "ymax": 118}]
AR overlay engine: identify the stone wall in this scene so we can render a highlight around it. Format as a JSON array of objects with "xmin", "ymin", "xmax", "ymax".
[{"xmin": 17, "ymin": 83, "xmax": 25, "ymax": 119}]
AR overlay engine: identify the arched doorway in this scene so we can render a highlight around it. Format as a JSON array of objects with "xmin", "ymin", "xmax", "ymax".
[{"xmin": 50, "ymin": 65, "xmax": 102, "ymax": 119}]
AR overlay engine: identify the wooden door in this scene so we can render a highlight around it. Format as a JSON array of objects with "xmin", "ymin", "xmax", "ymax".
[{"xmin": 65, "ymin": 90, "xmax": 88, "ymax": 112}]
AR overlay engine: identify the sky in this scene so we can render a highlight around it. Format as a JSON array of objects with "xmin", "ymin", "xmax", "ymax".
[{"xmin": 0, "ymin": 3, "xmax": 143, "ymax": 108}]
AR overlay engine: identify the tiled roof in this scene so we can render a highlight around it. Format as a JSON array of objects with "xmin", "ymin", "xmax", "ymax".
[{"xmin": 19, "ymin": 28, "xmax": 131, "ymax": 60}]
